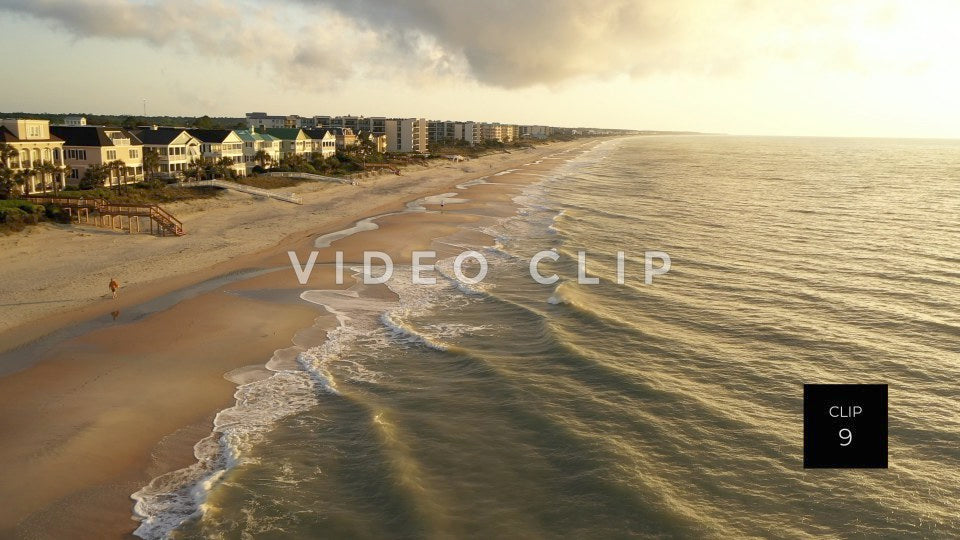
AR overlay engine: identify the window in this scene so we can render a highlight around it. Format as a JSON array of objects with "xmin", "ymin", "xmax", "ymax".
[
  {"xmin": 129, "ymin": 149, "xmax": 139, "ymax": 159},
  {"xmin": 106, "ymin": 150, "xmax": 117, "ymax": 160},
  {"xmin": 28, "ymin": 125, "xmax": 41, "ymax": 138},
  {"xmin": 70, "ymin": 168, "xmax": 79, "ymax": 179}
]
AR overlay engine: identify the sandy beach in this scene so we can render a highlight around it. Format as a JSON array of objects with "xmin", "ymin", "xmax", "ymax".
[{"xmin": 0, "ymin": 139, "xmax": 603, "ymax": 538}]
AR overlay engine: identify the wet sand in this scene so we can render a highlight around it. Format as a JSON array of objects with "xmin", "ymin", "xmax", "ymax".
[{"xmin": 0, "ymin": 139, "xmax": 605, "ymax": 538}]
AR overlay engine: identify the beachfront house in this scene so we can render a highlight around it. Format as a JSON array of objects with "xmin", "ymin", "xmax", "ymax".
[
  {"xmin": 188, "ymin": 129, "xmax": 246, "ymax": 177},
  {"xmin": 319, "ymin": 127, "xmax": 357, "ymax": 149},
  {"xmin": 302, "ymin": 129, "xmax": 338, "ymax": 158},
  {"xmin": 261, "ymin": 128, "xmax": 314, "ymax": 160},
  {"xmin": 236, "ymin": 129, "xmax": 282, "ymax": 173},
  {"xmin": 356, "ymin": 131, "xmax": 387, "ymax": 153},
  {"xmin": 50, "ymin": 125, "xmax": 144, "ymax": 188},
  {"xmin": 132, "ymin": 127, "xmax": 201, "ymax": 179},
  {"xmin": 0, "ymin": 118, "xmax": 68, "ymax": 194}
]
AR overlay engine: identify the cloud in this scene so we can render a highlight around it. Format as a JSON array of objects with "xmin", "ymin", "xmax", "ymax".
[
  {"xmin": 3, "ymin": 0, "xmax": 958, "ymax": 91},
  {"xmin": 302, "ymin": 0, "xmax": 960, "ymax": 88},
  {"xmin": 0, "ymin": 0, "xmax": 363, "ymax": 83}
]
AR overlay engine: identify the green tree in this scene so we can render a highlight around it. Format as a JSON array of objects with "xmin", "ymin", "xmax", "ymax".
[
  {"xmin": 15, "ymin": 167, "xmax": 33, "ymax": 195},
  {"xmin": 214, "ymin": 157, "xmax": 235, "ymax": 178},
  {"xmin": 79, "ymin": 164, "xmax": 109, "ymax": 190},
  {"xmin": 252, "ymin": 149, "xmax": 272, "ymax": 169},
  {"xmin": 142, "ymin": 148, "xmax": 161, "ymax": 180},
  {"xmin": 107, "ymin": 159, "xmax": 127, "ymax": 193},
  {"xmin": 40, "ymin": 160, "xmax": 61, "ymax": 195},
  {"xmin": 0, "ymin": 142, "xmax": 18, "ymax": 169},
  {"xmin": 192, "ymin": 115, "xmax": 215, "ymax": 129}
]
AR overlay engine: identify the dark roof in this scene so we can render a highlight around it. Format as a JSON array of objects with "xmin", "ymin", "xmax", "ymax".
[
  {"xmin": 132, "ymin": 127, "xmax": 190, "ymax": 145},
  {"xmin": 49, "ymin": 126, "xmax": 142, "ymax": 147},
  {"xmin": 0, "ymin": 125, "xmax": 63, "ymax": 143},
  {"xmin": 303, "ymin": 128, "xmax": 334, "ymax": 139},
  {"xmin": 187, "ymin": 129, "xmax": 235, "ymax": 143}
]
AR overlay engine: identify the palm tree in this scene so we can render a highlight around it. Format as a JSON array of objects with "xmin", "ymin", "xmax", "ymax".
[
  {"xmin": 215, "ymin": 157, "xmax": 234, "ymax": 178},
  {"xmin": 107, "ymin": 160, "xmax": 127, "ymax": 193},
  {"xmin": 15, "ymin": 167, "xmax": 33, "ymax": 195},
  {"xmin": 40, "ymin": 161, "xmax": 59, "ymax": 195},
  {"xmin": 32, "ymin": 160, "xmax": 49, "ymax": 194},
  {"xmin": 57, "ymin": 164, "xmax": 71, "ymax": 194},
  {"xmin": 252, "ymin": 149, "xmax": 271, "ymax": 169},
  {"xmin": 142, "ymin": 148, "xmax": 161, "ymax": 181},
  {"xmin": 0, "ymin": 143, "xmax": 18, "ymax": 169}
]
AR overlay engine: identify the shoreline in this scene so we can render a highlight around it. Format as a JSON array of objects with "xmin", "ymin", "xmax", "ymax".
[
  {"xmin": 0, "ymin": 139, "xmax": 607, "ymax": 538},
  {"xmin": 0, "ymin": 140, "xmax": 601, "ymax": 353}
]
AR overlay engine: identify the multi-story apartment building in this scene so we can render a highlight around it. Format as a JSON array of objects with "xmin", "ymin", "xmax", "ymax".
[
  {"xmin": 463, "ymin": 122, "xmax": 483, "ymax": 145},
  {"xmin": 132, "ymin": 127, "xmax": 201, "ymax": 178},
  {"xmin": 50, "ymin": 125, "xmax": 144, "ymax": 187},
  {"xmin": 427, "ymin": 121, "xmax": 483, "ymax": 145},
  {"xmin": 481, "ymin": 123, "xmax": 518, "ymax": 143},
  {"xmin": 314, "ymin": 116, "xmax": 387, "ymax": 135},
  {"xmin": 384, "ymin": 118, "xmax": 427, "ymax": 153},
  {"xmin": 1, "ymin": 118, "xmax": 67, "ymax": 193},
  {"xmin": 188, "ymin": 129, "xmax": 246, "ymax": 177},
  {"xmin": 302, "ymin": 129, "xmax": 338, "ymax": 158},
  {"xmin": 63, "ymin": 116, "xmax": 87, "ymax": 126},
  {"xmin": 235, "ymin": 130, "xmax": 282, "ymax": 172},
  {"xmin": 520, "ymin": 125, "xmax": 553, "ymax": 139},
  {"xmin": 245, "ymin": 112, "xmax": 304, "ymax": 130}
]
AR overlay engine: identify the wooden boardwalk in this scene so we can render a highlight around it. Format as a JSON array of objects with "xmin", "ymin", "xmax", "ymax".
[
  {"xmin": 24, "ymin": 196, "xmax": 185, "ymax": 236},
  {"xmin": 184, "ymin": 179, "xmax": 303, "ymax": 204}
]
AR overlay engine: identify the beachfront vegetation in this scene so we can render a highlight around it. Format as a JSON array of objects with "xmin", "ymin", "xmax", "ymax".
[
  {"xmin": 0, "ymin": 199, "xmax": 71, "ymax": 234},
  {"xmin": 270, "ymin": 152, "xmax": 364, "ymax": 176},
  {"xmin": 54, "ymin": 184, "xmax": 221, "ymax": 205}
]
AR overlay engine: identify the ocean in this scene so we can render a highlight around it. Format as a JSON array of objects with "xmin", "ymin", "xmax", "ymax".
[{"xmin": 134, "ymin": 136, "xmax": 960, "ymax": 538}]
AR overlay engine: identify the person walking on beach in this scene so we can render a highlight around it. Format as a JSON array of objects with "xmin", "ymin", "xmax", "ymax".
[{"xmin": 109, "ymin": 278, "xmax": 120, "ymax": 299}]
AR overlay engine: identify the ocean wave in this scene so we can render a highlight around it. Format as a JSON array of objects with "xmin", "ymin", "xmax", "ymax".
[{"xmin": 132, "ymin": 366, "xmax": 319, "ymax": 539}]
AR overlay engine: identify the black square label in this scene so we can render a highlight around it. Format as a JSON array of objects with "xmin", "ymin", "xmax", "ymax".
[{"xmin": 803, "ymin": 384, "xmax": 887, "ymax": 468}]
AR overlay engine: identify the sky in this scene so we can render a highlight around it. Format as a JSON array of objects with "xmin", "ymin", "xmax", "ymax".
[{"xmin": 2, "ymin": 0, "xmax": 960, "ymax": 138}]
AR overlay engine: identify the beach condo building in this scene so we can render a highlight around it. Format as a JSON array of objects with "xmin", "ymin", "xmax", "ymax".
[
  {"xmin": 235, "ymin": 130, "xmax": 282, "ymax": 173},
  {"xmin": 261, "ymin": 128, "xmax": 315, "ymax": 160},
  {"xmin": 464, "ymin": 122, "xmax": 483, "ymax": 144},
  {"xmin": 50, "ymin": 125, "xmax": 144, "ymax": 188},
  {"xmin": 188, "ymin": 129, "xmax": 246, "ymax": 177},
  {"xmin": 302, "ymin": 129, "xmax": 338, "ymax": 158},
  {"xmin": 385, "ymin": 118, "xmax": 427, "ymax": 153},
  {"xmin": 0, "ymin": 118, "xmax": 67, "ymax": 194},
  {"xmin": 356, "ymin": 131, "xmax": 388, "ymax": 153},
  {"xmin": 63, "ymin": 116, "xmax": 87, "ymax": 126},
  {"xmin": 520, "ymin": 125, "xmax": 553, "ymax": 139},
  {"xmin": 481, "ymin": 123, "xmax": 518, "ymax": 143},
  {"xmin": 427, "ymin": 121, "xmax": 482, "ymax": 145},
  {"xmin": 245, "ymin": 112, "xmax": 304, "ymax": 130},
  {"xmin": 132, "ymin": 127, "xmax": 201, "ymax": 179},
  {"xmin": 314, "ymin": 116, "xmax": 387, "ymax": 136}
]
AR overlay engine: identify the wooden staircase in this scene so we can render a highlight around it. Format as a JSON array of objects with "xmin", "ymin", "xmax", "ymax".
[{"xmin": 24, "ymin": 196, "xmax": 185, "ymax": 236}]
